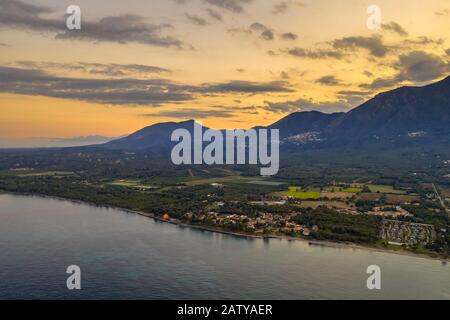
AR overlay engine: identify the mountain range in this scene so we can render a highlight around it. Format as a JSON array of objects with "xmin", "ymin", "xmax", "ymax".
[{"xmin": 102, "ymin": 75, "xmax": 450, "ymax": 152}]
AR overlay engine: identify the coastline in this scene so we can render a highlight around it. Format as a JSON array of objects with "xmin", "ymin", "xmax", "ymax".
[{"xmin": 1, "ymin": 191, "xmax": 448, "ymax": 261}]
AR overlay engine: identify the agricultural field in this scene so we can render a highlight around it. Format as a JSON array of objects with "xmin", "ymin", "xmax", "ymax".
[
  {"xmin": 324, "ymin": 186, "xmax": 363, "ymax": 193},
  {"xmin": 298, "ymin": 201, "xmax": 355, "ymax": 210},
  {"xmin": 320, "ymin": 191, "xmax": 355, "ymax": 199},
  {"xmin": 17, "ymin": 171, "xmax": 75, "ymax": 177},
  {"xmin": 357, "ymin": 193, "xmax": 418, "ymax": 204},
  {"xmin": 183, "ymin": 175, "xmax": 269, "ymax": 186},
  {"xmin": 440, "ymin": 187, "xmax": 450, "ymax": 198},
  {"xmin": 108, "ymin": 179, "xmax": 156, "ymax": 190},
  {"xmin": 285, "ymin": 187, "xmax": 321, "ymax": 200},
  {"xmin": 367, "ymin": 184, "xmax": 406, "ymax": 194}
]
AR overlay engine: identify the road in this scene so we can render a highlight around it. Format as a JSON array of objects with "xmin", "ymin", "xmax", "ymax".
[{"xmin": 432, "ymin": 183, "xmax": 449, "ymax": 216}]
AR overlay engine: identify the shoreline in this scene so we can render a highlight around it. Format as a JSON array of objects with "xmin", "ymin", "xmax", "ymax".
[{"xmin": 1, "ymin": 191, "xmax": 448, "ymax": 261}]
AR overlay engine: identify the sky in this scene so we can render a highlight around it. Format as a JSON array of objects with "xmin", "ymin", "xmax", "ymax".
[{"xmin": 0, "ymin": 0, "xmax": 449, "ymax": 147}]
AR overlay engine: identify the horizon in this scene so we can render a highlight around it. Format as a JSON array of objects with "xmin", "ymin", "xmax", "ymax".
[{"xmin": 1, "ymin": 0, "xmax": 450, "ymax": 147}]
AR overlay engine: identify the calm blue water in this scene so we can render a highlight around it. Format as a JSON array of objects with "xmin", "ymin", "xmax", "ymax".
[{"xmin": 0, "ymin": 193, "xmax": 448, "ymax": 300}]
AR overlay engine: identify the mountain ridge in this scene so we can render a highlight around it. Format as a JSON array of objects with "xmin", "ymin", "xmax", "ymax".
[{"xmin": 101, "ymin": 75, "xmax": 450, "ymax": 151}]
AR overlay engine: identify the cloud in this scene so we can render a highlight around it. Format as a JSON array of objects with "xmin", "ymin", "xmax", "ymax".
[
  {"xmin": 0, "ymin": 0, "xmax": 61, "ymax": 31},
  {"xmin": 394, "ymin": 51, "xmax": 450, "ymax": 82},
  {"xmin": 57, "ymin": 15, "xmax": 183, "ymax": 48},
  {"xmin": 202, "ymin": 80, "xmax": 293, "ymax": 93},
  {"xmin": 272, "ymin": 1, "xmax": 304, "ymax": 14},
  {"xmin": 249, "ymin": 22, "xmax": 274, "ymax": 41},
  {"xmin": 185, "ymin": 13, "xmax": 209, "ymax": 26},
  {"xmin": 285, "ymin": 47, "xmax": 344, "ymax": 59},
  {"xmin": 261, "ymin": 29, "xmax": 274, "ymax": 40},
  {"xmin": 0, "ymin": 0, "xmax": 184, "ymax": 48},
  {"xmin": 143, "ymin": 105, "xmax": 258, "ymax": 119},
  {"xmin": 14, "ymin": 61, "xmax": 171, "ymax": 77},
  {"xmin": 0, "ymin": 66, "xmax": 193, "ymax": 105},
  {"xmin": 0, "ymin": 66, "xmax": 293, "ymax": 105},
  {"xmin": 359, "ymin": 51, "xmax": 450, "ymax": 90},
  {"xmin": 281, "ymin": 32, "xmax": 298, "ymax": 41},
  {"xmin": 332, "ymin": 35, "xmax": 389, "ymax": 57},
  {"xmin": 382, "ymin": 22, "xmax": 408, "ymax": 37},
  {"xmin": 0, "ymin": 42, "xmax": 8, "ymax": 47},
  {"xmin": 336, "ymin": 90, "xmax": 372, "ymax": 106},
  {"xmin": 403, "ymin": 36, "xmax": 444, "ymax": 46},
  {"xmin": 359, "ymin": 78, "xmax": 400, "ymax": 90},
  {"xmin": 262, "ymin": 98, "xmax": 352, "ymax": 114},
  {"xmin": 144, "ymin": 108, "xmax": 235, "ymax": 119},
  {"xmin": 205, "ymin": 8, "xmax": 223, "ymax": 21},
  {"xmin": 446, "ymin": 48, "xmax": 450, "ymax": 56},
  {"xmin": 315, "ymin": 75, "xmax": 344, "ymax": 86},
  {"xmin": 434, "ymin": 9, "xmax": 450, "ymax": 16},
  {"xmin": 204, "ymin": 0, "xmax": 253, "ymax": 13}
]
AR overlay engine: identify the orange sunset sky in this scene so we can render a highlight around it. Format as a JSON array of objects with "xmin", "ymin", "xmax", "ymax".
[{"xmin": 0, "ymin": 0, "xmax": 449, "ymax": 147}]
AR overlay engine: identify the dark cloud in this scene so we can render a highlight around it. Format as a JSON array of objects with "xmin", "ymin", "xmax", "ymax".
[
  {"xmin": 261, "ymin": 29, "xmax": 274, "ymax": 40},
  {"xmin": 204, "ymin": 0, "xmax": 253, "ymax": 13},
  {"xmin": 15, "ymin": 61, "xmax": 171, "ymax": 77},
  {"xmin": 143, "ymin": 105, "xmax": 257, "ymax": 119},
  {"xmin": 446, "ymin": 48, "xmax": 450, "ymax": 56},
  {"xmin": 394, "ymin": 51, "xmax": 450, "ymax": 82},
  {"xmin": 249, "ymin": 22, "xmax": 274, "ymax": 41},
  {"xmin": 359, "ymin": 78, "xmax": 400, "ymax": 90},
  {"xmin": 359, "ymin": 51, "xmax": 450, "ymax": 90},
  {"xmin": 315, "ymin": 75, "xmax": 344, "ymax": 86},
  {"xmin": 205, "ymin": 8, "xmax": 223, "ymax": 21},
  {"xmin": 0, "ymin": 0, "xmax": 184, "ymax": 48},
  {"xmin": 0, "ymin": 42, "xmax": 8, "ymax": 47},
  {"xmin": 0, "ymin": 0, "xmax": 62, "ymax": 31},
  {"xmin": 57, "ymin": 15, "xmax": 183, "ymax": 48},
  {"xmin": 382, "ymin": 22, "xmax": 408, "ymax": 37},
  {"xmin": 286, "ymin": 47, "xmax": 344, "ymax": 59},
  {"xmin": 262, "ymin": 98, "xmax": 352, "ymax": 114},
  {"xmin": 281, "ymin": 32, "xmax": 298, "ymax": 41},
  {"xmin": 0, "ymin": 66, "xmax": 292, "ymax": 105},
  {"xmin": 403, "ymin": 36, "xmax": 444, "ymax": 46},
  {"xmin": 185, "ymin": 13, "xmax": 209, "ymax": 26},
  {"xmin": 336, "ymin": 90, "xmax": 372, "ymax": 106},
  {"xmin": 272, "ymin": 1, "xmax": 304, "ymax": 14},
  {"xmin": 332, "ymin": 35, "xmax": 389, "ymax": 57},
  {"xmin": 0, "ymin": 66, "xmax": 193, "ymax": 105},
  {"xmin": 434, "ymin": 9, "xmax": 450, "ymax": 16},
  {"xmin": 144, "ymin": 108, "xmax": 235, "ymax": 119},
  {"xmin": 202, "ymin": 80, "xmax": 293, "ymax": 93},
  {"xmin": 272, "ymin": 2, "xmax": 289, "ymax": 14}
]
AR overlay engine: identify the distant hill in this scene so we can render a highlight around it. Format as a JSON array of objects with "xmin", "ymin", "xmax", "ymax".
[
  {"xmin": 100, "ymin": 75, "xmax": 450, "ymax": 152},
  {"xmin": 102, "ymin": 120, "xmax": 201, "ymax": 151}
]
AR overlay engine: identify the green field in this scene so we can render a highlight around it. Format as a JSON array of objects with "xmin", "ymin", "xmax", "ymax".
[
  {"xmin": 17, "ymin": 171, "xmax": 75, "ymax": 177},
  {"xmin": 367, "ymin": 184, "xmax": 406, "ymax": 194},
  {"xmin": 285, "ymin": 186, "xmax": 321, "ymax": 200},
  {"xmin": 108, "ymin": 179, "xmax": 156, "ymax": 190},
  {"xmin": 325, "ymin": 186, "xmax": 362, "ymax": 193}
]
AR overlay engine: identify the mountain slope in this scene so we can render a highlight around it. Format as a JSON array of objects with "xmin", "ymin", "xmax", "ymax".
[
  {"xmin": 101, "ymin": 75, "xmax": 450, "ymax": 151},
  {"xmin": 327, "ymin": 76, "xmax": 450, "ymax": 140},
  {"xmin": 102, "ymin": 120, "xmax": 199, "ymax": 151},
  {"xmin": 267, "ymin": 111, "xmax": 344, "ymax": 138}
]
